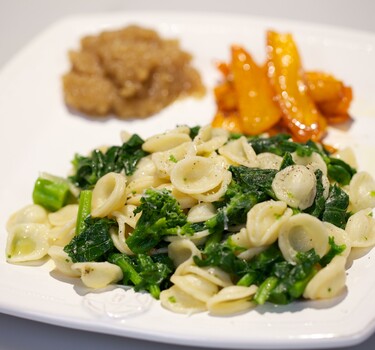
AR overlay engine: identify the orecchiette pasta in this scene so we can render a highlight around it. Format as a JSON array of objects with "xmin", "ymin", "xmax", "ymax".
[
  {"xmin": 292, "ymin": 151, "xmax": 328, "ymax": 175},
  {"xmin": 246, "ymin": 200, "xmax": 293, "ymax": 247},
  {"xmin": 193, "ymin": 125, "xmax": 229, "ymax": 154},
  {"xmin": 218, "ymin": 136, "xmax": 259, "ymax": 168},
  {"xmin": 272, "ymin": 165, "xmax": 317, "ymax": 210},
  {"xmin": 345, "ymin": 208, "xmax": 375, "ymax": 247},
  {"xmin": 349, "ymin": 171, "xmax": 375, "ymax": 212},
  {"xmin": 257, "ymin": 152, "xmax": 283, "ymax": 170},
  {"xmin": 151, "ymin": 141, "xmax": 196, "ymax": 179},
  {"xmin": 170, "ymin": 156, "xmax": 227, "ymax": 195},
  {"xmin": 207, "ymin": 285, "xmax": 258, "ymax": 315},
  {"xmin": 48, "ymin": 245, "xmax": 81, "ymax": 277},
  {"xmin": 91, "ymin": 172, "xmax": 127, "ymax": 217},
  {"xmin": 71, "ymin": 262, "xmax": 123, "ymax": 289},
  {"xmin": 303, "ymin": 256, "xmax": 347, "ymax": 299},
  {"xmin": 187, "ymin": 203, "xmax": 217, "ymax": 223},
  {"xmin": 6, "ymin": 124, "xmax": 375, "ymax": 317},
  {"xmin": 6, "ymin": 204, "xmax": 49, "ymax": 231},
  {"xmin": 6, "ymin": 223, "xmax": 50, "ymax": 263},
  {"xmin": 142, "ymin": 129, "xmax": 191, "ymax": 153},
  {"xmin": 278, "ymin": 214, "xmax": 329, "ymax": 263}
]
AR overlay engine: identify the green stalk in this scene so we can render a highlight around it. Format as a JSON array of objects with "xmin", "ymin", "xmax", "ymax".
[
  {"xmin": 32, "ymin": 177, "xmax": 70, "ymax": 212},
  {"xmin": 108, "ymin": 253, "xmax": 142, "ymax": 285},
  {"xmin": 237, "ymin": 272, "xmax": 257, "ymax": 287},
  {"xmin": 75, "ymin": 190, "xmax": 92, "ymax": 235},
  {"xmin": 254, "ymin": 276, "xmax": 279, "ymax": 305}
]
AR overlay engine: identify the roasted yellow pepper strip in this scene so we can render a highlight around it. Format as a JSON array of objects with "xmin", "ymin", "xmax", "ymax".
[
  {"xmin": 266, "ymin": 31, "xmax": 327, "ymax": 142},
  {"xmin": 231, "ymin": 45, "xmax": 281, "ymax": 135}
]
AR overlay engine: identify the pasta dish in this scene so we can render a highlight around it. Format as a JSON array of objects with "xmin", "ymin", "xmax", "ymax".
[{"xmin": 5, "ymin": 125, "xmax": 375, "ymax": 315}]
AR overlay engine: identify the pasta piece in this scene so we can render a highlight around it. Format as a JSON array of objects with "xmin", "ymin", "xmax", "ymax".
[
  {"xmin": 110, "ymin": 207, "xmax": 139, "ymax": 255},
  {"xmin": 165, "ymin": 229, "xmax": 211, "ymax": 246},
  {"xmin": 272, "ymin": 165, "xmax": 317, "ymax": 210},
  {"xmin": 237, "ymin": 246, "xmax": 268, "ymax": 261},
  {"xmin": 127, "ymin": 155, "xmax": 157, "ymax": 182},
  {"xmin": 303, "ymin": 256, "xmax": 347, "ymax": 299},
  {"xmin": 246, "ymin": 200, "xmax": 293, "ymax": 247},
  {"xmin": 48, "ymin": 245, "xmax": 81, "ymax": 277},
  {"xmin": 6, "ymin": 223, "xmax": 50, "ymax": 263},
  {"xmin": 151, "ymin": 141, "xmax": 195, "ymax": 179},
  {"xmin": 292, "ymin": 151, "xmax": 328, "ymax": 175},
  {"xmin": 345, "ymin": 208, "xmax": 375, "ymax": 247},
  {"xmin": 323, "ymin": 222, "xmax": 352, "ymax": 257},
  {"xmin": 160, "ymin": 285, "xmax": 207, "ymax": 314},
  {"xmin": 168, "ymin": 239, "xmax": 202, "ymax": 267},
  {"xmin": 193, "ymin": 125, "xmax": 229, "ymax": 154},
  {"xmin": 187, "ymin": 203, "xmax": 217, "ymax": 223},
  {"xmin": 120, "ymin": 130, "xmax": 132, "ymax": 143},
  {"xmin": 177, "ymin": 264, "xmax": 232, "ymax": 288},
  {"xmin": 257, "ymin": 152, "xmax": 283, "ymax": 170},
  {"xmin": 169, "ymin": 125, "xmax": 191, "ymax": 135},
  {"xmin": 142, "ymin": 129, "xmax": 191, "ymax": 153},
  {"xmin": 190, "ymin": 169, "xmax": 232, "ymax": 203},
  {"xmin": 278, "ymin": 213, "xmax": 329, "ymax": 263},
  {"xmin": 349, "ymin": 171, "xmax": 375, "ymax": 212},
  {"xmin": 6, "ymin": 204, "xmax": 49, "ymax": 232},
  {"xmin": 48, "ymin": 204, "xmax": 78, "ymax": 226},
  {"xmin": 170, "ymin": 156, "xmax": 226, "ymax": 195},
  {"xmin": 48, "ymin": 218, "xmax": 76, "ymax": 246},
  {"xmin": 156, "ymin": 183, "xmax": 198, "ymax": 209},
  {"xmin": 331, "ymin": 147, "xmax": 358, "ymax": 169},
  {"xmin": 71, "ymin": 262, "xmax": 123, "ymax": 289},
  {"xmin": 230, "ymin": 228, "xmax": 252, "ymax": 249},
  {"xmin": 91, "ymin": 172, "xmax": 127, "ymax": 218},
  {"xmin": 218, "ymin": 136, "xmax": 259, "ymax": 168},
  {"xmin": 207, "ymin": 285, "xmax": 258, "ymax": 315},
  {"xmin": 126, "ymin": 175, "xmax": 166, "ymax": 206},
  {"xmin": 170, "ymin": 273, "xmax": 219, "ymax": 302}
]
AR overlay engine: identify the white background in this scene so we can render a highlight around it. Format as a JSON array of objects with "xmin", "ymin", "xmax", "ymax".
[{"xmin": 1, "ymin": 1, "xmax": 375, "ymax": 349}]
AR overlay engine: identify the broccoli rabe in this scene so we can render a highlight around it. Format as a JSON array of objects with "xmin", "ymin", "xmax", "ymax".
[
  {"xmin": 126, "ymin": 189, "xmax": 198, "ymax": 254},
  {"xmin": 202, "ymin": 166, "xmax": 277, "ymax": 246},
  {"xmin": 32, "ymin": 177, "xmax": 71, "ymax": 212},
  {"xmin": 248, "ymin": 133, "xmax": 356, "ymax": 185},
  {"xmin": 64, "ymin": 216, "xmax": 116, "ymax": 262},
  {"xmin": 69, "ymin": 134, "xmax": 148, "ymax": 189},
  {"xmin": 108, "ymin": 252, "xmax": 174, "ymax": 299},
  {"xmin": 194, "ymin": 238, "xmax": 345, "ymax": 306}
]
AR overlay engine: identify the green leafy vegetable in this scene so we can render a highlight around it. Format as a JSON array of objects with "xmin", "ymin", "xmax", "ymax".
[
  {"xmin": 304, "ymin": 169, "xmax": 326, "ymax": 218},
  {"xmin": 322, "ymin": 185, "xmax": 350, "ymax": 228},
  {"xmin": 126, "ymin": 189, "xmax": 196, "ymax": 254},
  {"xmin": 279, "ymin": 152, "xmax": 295, "ymax": 170},
  {"xmin": 69, "ymin": 134, "xmax": 148, "ymax": 189},
  {"xmin": 327, "ymin": 158, "xmax": 356, "ymax": 186},
  {"xmin": 108, "ymin": 253, "xmax": 173, "ymax": 299},
  {"xmin": 64, "ymin": 217, "xmax": 115, "ymax": 262}
]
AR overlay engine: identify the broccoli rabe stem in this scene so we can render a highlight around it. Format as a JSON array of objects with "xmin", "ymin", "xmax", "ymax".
[
  {"xmin": 32, "ymin": 177, "xmax": 70, "ymax": 212},
  {"xmin": 236, "ymin": 272, "xmax": 257, "ymax": 287},
  {"xmin": 108, "ymin": 253, "xmax": 142, "ymax": 285},
  {"xmin": 75, "ymin": 190, "xmax": 92, "ymax": 235},
  {"xmin": 254, "ymin": 276, "xmax": 278, "ymax": 305},
  {"xmin": 108, "ymin": 253, "xmax": 161, "ymax": 299}
]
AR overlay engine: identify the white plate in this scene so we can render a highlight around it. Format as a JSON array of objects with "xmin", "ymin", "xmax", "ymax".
[{"xmin": 1, "ymin": 11, "xmax": 375, "ymax": 350}]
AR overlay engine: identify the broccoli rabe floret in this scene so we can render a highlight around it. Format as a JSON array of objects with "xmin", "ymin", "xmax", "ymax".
[
  {"xmin": 126, "ymin": 189, "xmax": 198, "ymax": 254},
  {"xmin": 108, "ymin": 252, "xmax": 174, "ymax": 299}
]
